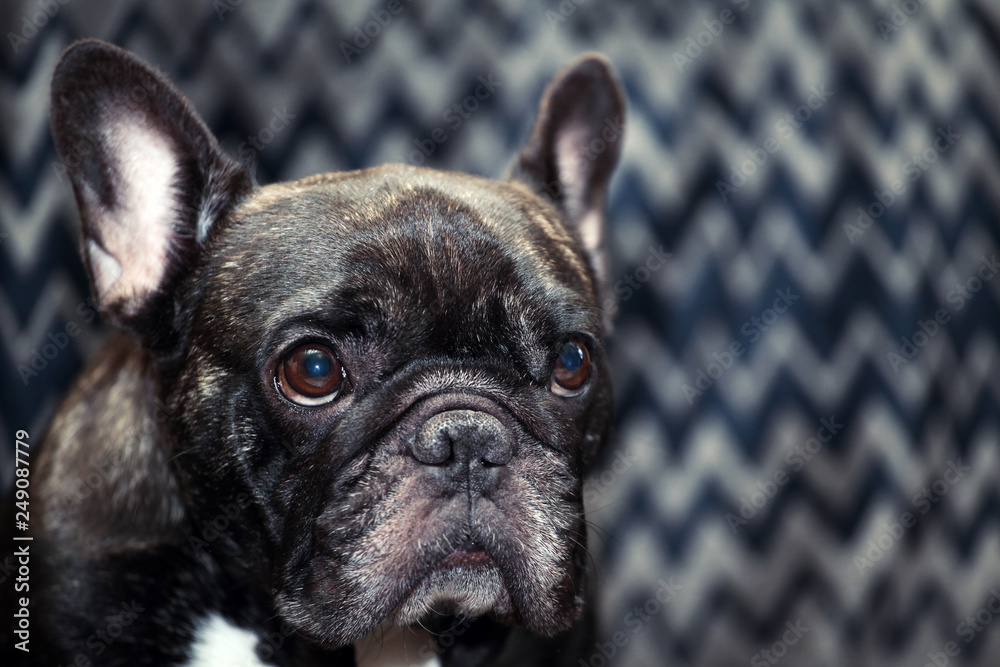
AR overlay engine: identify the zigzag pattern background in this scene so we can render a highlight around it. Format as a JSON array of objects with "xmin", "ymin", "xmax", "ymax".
[{"xmin": 2, "ymin": 0, "xmax": 1000, "ymax": 664}]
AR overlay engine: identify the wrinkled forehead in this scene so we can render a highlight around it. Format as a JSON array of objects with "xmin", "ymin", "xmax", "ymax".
[{"xmin": 197, "ymin": 166, "xmax": 601, "ymax": 352}]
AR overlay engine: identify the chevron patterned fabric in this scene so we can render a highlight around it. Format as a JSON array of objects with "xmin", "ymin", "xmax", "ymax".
[{"xmin": 3, "ymin": 0, "xmax": 1000, "ymax": 665}]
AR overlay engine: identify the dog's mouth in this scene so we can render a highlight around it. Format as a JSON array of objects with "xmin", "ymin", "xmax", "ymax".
[
  {"xmin": 436, "ymin": 538, "xmax": 494, "ymax": 569},
  {"xmin": 391, "ymin": 533, "xmax": 513, "ymax": 625},
  {"xmin": 284, "ymin": 497, "xmax": 582, "ymax": 648}
]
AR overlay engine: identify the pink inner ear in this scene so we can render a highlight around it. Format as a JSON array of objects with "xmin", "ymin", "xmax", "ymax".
[
  {"xmin": 91, "ymin": 119, "xmax": 179, "ymax": 315},
  {"xmin": 84, "ymin": 239, "xmax": 122, "ymax": 301},
  {"xmin": 555, "ymin": 122, "xmax": 591, "ymax": 220},
  {"xmin": 555, "ymin": 124, "xmax": 605, "ymax": 270}
]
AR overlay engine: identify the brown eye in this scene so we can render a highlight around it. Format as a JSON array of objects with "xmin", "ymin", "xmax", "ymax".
[
  {"xmin": 550, "ymin": 339, "xmax": 591, "ymax": 396},
  {"xmin": 276, "ymin": 343, "xmax": 347, "ymax": 406}
]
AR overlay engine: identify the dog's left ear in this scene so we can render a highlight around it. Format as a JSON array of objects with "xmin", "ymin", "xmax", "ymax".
[
  {"xmin": 50, "ymin": 40, "xmax": 252, "ymax": 347},
  {"xmin": 510, "ymin": 53, "xmax": 626, "ymax": 286}
]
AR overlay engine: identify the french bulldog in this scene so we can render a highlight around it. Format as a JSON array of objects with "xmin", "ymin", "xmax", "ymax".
[{"xmin": 2, "ymin": 39, "xmax": 624, "ymax": 666}]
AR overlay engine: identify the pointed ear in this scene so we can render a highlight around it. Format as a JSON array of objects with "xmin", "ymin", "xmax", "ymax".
[
  {"xmin": 510, "ymin": 53, "xmax": 625, "ymax": 285},
  {"xmin": 50, "ymin": 40, "xmax": 252, "ymax": 342}
]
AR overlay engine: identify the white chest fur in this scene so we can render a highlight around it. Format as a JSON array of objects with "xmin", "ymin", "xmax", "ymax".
[
  {"xmin": 186, "ymin": 614, "xmax": 268, "ymax": 667},
  {"xmin": 184, "ymin": 614, "xmax": 441, "ymax": 667}
]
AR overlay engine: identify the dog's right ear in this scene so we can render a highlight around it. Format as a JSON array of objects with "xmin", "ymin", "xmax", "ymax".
[{"xmin": 50, "ymin": 40, "xmax": 252, "ymax": 345}]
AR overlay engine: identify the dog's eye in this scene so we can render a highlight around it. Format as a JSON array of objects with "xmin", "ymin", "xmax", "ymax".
[
  {"xmin": 276, "ymin": 343, "xmax": 348, "ymax": 406},
  {"xmin": 550, "ymin": 339, "xmax": 591, "ymax": 397}
]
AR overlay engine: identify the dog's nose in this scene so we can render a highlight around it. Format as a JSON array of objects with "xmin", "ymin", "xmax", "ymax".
[{"xmin": 412, "ymin": 410, "xmax": 513, "ymax": 468}]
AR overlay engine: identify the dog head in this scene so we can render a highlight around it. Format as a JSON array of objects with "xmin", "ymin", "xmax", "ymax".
[{"xmin": 50, "ymin": 40, "xmax": 624, "ymax": 648}]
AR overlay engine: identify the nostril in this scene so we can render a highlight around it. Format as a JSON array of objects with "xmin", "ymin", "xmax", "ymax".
[
  {"xmin": 412, "ymin": 427, "xmax": 453, "ymax": 466},
  {"xmin": 480, "ymin": 436, "xmax": 514, "ymax": 467}
]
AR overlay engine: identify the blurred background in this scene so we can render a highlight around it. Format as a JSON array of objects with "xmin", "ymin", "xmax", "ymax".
[{"xmin": 2, "ymin": 0, "xmax": 1000, "ymax": 665}]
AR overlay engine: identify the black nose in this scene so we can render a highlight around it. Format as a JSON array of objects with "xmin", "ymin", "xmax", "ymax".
[{"xmin": 412, "ymin": 409, "xmax": 514, "ymax": 468}]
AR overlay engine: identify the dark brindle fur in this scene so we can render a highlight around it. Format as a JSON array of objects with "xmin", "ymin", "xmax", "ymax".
[{"xmin": 1, "ymin": 40, "xmax": 625, "ymax": 666}]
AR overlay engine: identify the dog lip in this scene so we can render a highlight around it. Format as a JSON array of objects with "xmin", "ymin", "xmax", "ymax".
[{"xmin": 437, "ymin": 539, "xmax": 493, "ymax": 569}]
